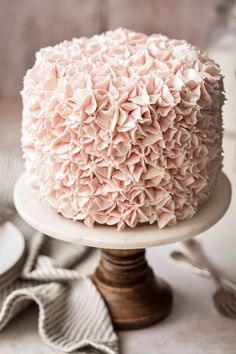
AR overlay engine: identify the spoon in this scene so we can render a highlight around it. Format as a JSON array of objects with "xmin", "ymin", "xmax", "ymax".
[{"xmin": 169, "ymin": 251, "xmax": 236, "ymax": 292}]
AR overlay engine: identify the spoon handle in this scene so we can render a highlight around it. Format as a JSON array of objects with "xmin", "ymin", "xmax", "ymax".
[
  {"xmin": 169, "ymin": 252, "xmax": 211, "ymax": 277},
  {"xmin": 184, "ymin": 239, "xmax": 223, "ymax": 287},
  {"xmin": 169, "ymin": 251, "xmax": 210, "ymax": 277},
  {"xmin": 169, "ymin": 251, "xmax": 236, "ymax": 292}
]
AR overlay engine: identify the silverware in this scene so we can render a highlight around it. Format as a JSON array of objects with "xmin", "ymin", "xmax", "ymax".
[
  {"xmin": 169, "ymin": 251, "xmax": 236, "ymax": 292},
  {"xmin": 182, "ymin": 239, "xmax": 236, "ymax": 319},
  {"xmin": 170, "ymin": 251, "xmax": 211, "ymax": 276}
]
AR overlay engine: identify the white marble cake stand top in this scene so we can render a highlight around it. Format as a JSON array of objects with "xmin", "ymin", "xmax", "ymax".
[{"xmin": 14, "ymin": 172, "xmax": 231, "ymax": 249}]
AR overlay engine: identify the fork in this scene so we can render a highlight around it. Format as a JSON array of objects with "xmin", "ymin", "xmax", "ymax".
[{"xmin": 183, "ymin": 239, "xmax": 236, "ymax": 319}]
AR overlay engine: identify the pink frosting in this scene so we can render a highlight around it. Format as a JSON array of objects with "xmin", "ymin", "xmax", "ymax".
[{"xmin": 21, "ymin": 28, "xmax": 224, "ymax": 231}]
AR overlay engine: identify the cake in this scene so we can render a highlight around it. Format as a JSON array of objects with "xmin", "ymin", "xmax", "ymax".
[{"xmin": 21, "ymin": 28, "xmax": 224, "ymax": 231}]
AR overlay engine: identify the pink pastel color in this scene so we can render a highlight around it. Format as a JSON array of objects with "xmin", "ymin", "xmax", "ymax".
[{"xmin": 21, "ymin": 28, "xmax": 224, "ymax": 231}]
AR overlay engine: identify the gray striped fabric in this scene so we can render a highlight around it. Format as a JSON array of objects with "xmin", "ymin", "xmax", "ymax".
[{"xmin": 0, "ymin": 231, "xmax": 119, "ymax": 354}]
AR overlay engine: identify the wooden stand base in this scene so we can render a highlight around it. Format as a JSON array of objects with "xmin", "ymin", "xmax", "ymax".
[{"xmin": 92, "ymin": 249, "xmax": 173, "ymax": 330}]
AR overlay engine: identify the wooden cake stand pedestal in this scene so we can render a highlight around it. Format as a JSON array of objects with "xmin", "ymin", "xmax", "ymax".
[
  {"xmin": 14, "ymin": 172, "xmax": 231, "ymax": 330},
  {"xmin": 92, "ymin": 248, "xmax": 171, "ymax": 329}
]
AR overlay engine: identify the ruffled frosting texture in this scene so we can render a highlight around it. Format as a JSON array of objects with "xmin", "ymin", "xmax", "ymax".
[{"xmin": 21, "ymin": 28, "xmax": 224, "ymax": 231}]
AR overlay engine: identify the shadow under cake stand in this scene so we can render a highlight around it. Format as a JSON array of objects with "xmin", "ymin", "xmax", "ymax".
[{"xmin": 14, "ymin": 172, "xmax": 231, "ymax": 330}]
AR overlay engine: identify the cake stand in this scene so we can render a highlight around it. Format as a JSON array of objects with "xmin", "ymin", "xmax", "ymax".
[{"xmin": 14, "ymin": 172, "xmax": 231, "ymax": 330}]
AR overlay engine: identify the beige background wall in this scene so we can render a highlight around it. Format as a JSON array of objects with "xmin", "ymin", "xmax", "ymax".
[{"xmin": 0, "ymin": 0, "xmax": 222, "ymax": 99}]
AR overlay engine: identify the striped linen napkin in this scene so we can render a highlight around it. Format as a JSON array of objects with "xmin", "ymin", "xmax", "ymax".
[
  {"xmin": 0, "ymin": 153, "xmax": 119, "ymax": 354},
  {"xmin": 0, "ymin": 230, "xmax": 119, "ymax": 353}
]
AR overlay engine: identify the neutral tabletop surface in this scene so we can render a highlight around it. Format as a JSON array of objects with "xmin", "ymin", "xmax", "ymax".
[{"xmin": 0, "ymin": 101, "xmax": 236, "ymax": 354}]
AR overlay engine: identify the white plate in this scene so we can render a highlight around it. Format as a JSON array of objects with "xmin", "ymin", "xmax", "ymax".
[
  {"xmin": 14, "ymin": 172, "xmax": 231, "ymax": 249},
  {"xmin": 0, "ymin": 250, "xmax": 26, "ymax": 286},
  {"xmin": 0, "ymin": 222, "xmax": 25, "ymax": 276}
]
